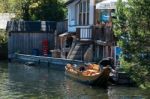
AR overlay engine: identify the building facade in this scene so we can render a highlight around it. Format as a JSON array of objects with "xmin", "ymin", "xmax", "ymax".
[{"xmin": 62, "ymin": 0, "xmax": 116, "ymax": 62}]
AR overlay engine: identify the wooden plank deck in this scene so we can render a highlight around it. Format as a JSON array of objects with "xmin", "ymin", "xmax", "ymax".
[{"xmin": 13, "ymin": 54, "xmax": 84, "ymax": 66}]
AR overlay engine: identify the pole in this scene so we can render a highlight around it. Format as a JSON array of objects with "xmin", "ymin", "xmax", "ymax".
[{"xmin": 54, "ymin": 30, "xmax": 57, "ymax": 49}]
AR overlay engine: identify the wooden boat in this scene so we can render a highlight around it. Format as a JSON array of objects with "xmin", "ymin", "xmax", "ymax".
[{"xmin": 65, "ymin": 63, "xmax": 111, "ymax": 87}]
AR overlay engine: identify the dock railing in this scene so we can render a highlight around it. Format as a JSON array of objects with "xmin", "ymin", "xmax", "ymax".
[{"xmin": 76, "ymin": 26, "xmax": 114, "ymax": 42}]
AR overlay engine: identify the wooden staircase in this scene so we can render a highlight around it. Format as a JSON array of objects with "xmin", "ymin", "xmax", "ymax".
[{"xmin": 67, "ymin": 43, "xmax": 90, "ymax": 61}]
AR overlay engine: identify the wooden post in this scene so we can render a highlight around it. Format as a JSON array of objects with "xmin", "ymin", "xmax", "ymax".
[
  {"xmin": 60, "ymin": 37, "xmax": 64, "ymax": 58},
  {"xmin": 54, "ymin": 30, "xmax": 57, "ymax": 49}
]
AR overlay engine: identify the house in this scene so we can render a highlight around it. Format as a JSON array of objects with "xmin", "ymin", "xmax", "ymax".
[{"xmin": 60, "ymin": 0, "xmax": 116, "ymax": 62}]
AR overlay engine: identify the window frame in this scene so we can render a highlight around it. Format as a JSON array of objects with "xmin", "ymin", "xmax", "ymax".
[{"xmin": 76, "ymin": 0, "xmax": 89, "ymax": 26}]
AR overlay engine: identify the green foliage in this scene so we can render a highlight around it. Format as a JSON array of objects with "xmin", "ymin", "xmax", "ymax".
[
  {"xmin": 113, "ymin": 0, "xmax": 150, "ymax": 89},
  {"xmin": 0, "ymin": 0, "xmax": 9, "ymax": 12},
  {"xmin": 0, "ymin": 0, "xmax": 67, "ymax": 21},
  {"xmin": 28, "ymin": 0, "xmax": 67, "ymax": 21},
  {"xmin": 0, "ymin": 0, "xmax": 17, "ymax": 13},
  {"xmin": 0, "ymin": 30, "xmax": 7, "ymax": 44}
]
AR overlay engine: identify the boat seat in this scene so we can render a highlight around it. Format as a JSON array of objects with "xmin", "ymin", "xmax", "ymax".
[{"xmin": 87, "ymin": 64, "xmax": 100, "ymax": 72}]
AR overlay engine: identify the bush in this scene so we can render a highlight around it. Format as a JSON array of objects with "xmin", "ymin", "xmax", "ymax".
[
  {"xmin": 0, "ymin": 30, "xmax": 8, "ymax": 60},
  {"xmin": 0, "ymin": 30, "xmax": 7, "ymax": 44},
  {"xmin": 113, "ymin": 0, "xmax": 150, "ymax": 89}
]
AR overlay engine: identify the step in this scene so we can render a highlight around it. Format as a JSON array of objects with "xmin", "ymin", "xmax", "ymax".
[{"xmin": 67, "ymin": 43, "xmax": 90, "ymax": 60}]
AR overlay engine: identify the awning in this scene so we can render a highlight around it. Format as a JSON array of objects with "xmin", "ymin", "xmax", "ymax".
[{"xmin": 96, "ymin": 0, "xmax": 127, "ymax": 9}]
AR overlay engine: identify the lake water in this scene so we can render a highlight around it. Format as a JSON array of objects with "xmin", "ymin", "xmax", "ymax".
[{"xmin": 0, "ymin": 61, "xmax": 149, "ymax": 99}]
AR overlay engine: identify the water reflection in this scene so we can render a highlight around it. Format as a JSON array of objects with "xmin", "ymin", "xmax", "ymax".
[{"xmin": 0, "ymin": 62, "xmax": 149, "ymax": 99}]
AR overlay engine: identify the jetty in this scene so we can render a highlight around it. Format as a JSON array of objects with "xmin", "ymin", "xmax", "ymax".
[
  {"xmin": 10, "ymin": 53, "xmax": 133, "ymax": 85},
  {"xmin": 12, "ymin": 53, "xmax": 84, "ymax": 66}
]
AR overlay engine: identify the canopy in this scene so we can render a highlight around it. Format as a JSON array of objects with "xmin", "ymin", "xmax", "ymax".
[{"xmin": 96, "ymin": 0, "xmax": 127, "ymax": 9}]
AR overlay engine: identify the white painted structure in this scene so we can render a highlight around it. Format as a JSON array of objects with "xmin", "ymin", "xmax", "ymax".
[
  {"xmin": 89, "ymin": 0, "xmax": 95, "ymax": 25},
  {"xmin": 67, "ymin": 0, "xmax": 95, "ymax": 33},
  {"xmin": 66, "ymin": 0, "xmax": 116, "ymax": 60},
  {"xmin": 80, "ymin": 27, "xmax": 92, "ymax": 40},
  {"xmin": 0, "ymin": 13, "xmax": 15, "ymax": 29},
  {"xmin": 67, "ymin": 0, "xmax": 79, "ymax": 32},
  {"xmin": 96, "ymin": 0, "xmax": 127, "ymax": 9}
]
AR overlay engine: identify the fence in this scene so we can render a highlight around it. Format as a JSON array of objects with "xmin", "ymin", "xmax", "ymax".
[
  {"xmin": 8, "ymin": 32, "xmax": 55, "ymax": 55},
  {"xmin": 76, "ymin": 26, "xmax": 114, "ymax": 42},
  {"xmin": 7, "ymin": 21, "xmax": 67, "ymax": 55},
  {"xmin": 94, "ymin": 26, "xmax": 114, "ymax": 42},
  {"xmin": 56, "ymin": 21, "xmax": 67, "ymax": 34}
]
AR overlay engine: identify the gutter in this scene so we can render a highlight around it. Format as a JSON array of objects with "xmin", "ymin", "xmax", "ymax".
[
  {"xmin": 65, "ymin": 0, "xmax": 81, "ymax": 6},
  {"xmin": 65, "ymin": 0, "xmax": 76, "ymax": 5}
]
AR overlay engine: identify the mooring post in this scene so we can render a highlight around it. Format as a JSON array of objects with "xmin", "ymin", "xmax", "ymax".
[
  {"xmin": 48, "ymin": 61, "xmax": 50, "ymax": 67},
  {"xmin": 54, "ymin": 30, "xmax": 57, "ymax": 49},
  {"xmin": 38, "ymin": 59, "xmax": 41, "ymax": 64}
]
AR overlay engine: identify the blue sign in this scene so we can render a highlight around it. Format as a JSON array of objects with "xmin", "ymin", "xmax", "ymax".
[
  {"xmin": 116, "ymin": 47, "xmax": 122, "ymax": 56},
  {"xmin": 100, "ymin": 10, "xmax": 110, "ymax": 22},
  {"xmin": 101, "ymin": 15, "xmax": 109, "ymax": 22},
  {"xmin": 115, "ymin": 47, "xmax": 122, "ymax": 66}
]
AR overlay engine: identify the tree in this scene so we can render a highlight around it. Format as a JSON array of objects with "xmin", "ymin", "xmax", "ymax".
[
  {"xmin": 29, "ymin": 0, "xmax": 66, "ymax": 21},
  {"xmin": 113, "ymin": 0, "xmax": 150, "ymax": 89},
  {"xmin": 0, "ymin": 0, "xmax": 17, "ymax": 13},
  {"xmin": 0, "ymin": 0, "xmax": 67, "ymax": 21},
  {"xmin": 0, "ymin": 0, "xmax": 9, "ymax": 12},
  {"xmin": 14, "ymin": 0, "xmax": 67, "ymax": 21},
  {"xmin": 0, "ymin": 30, "xmax": 7, "ymax": 44}
]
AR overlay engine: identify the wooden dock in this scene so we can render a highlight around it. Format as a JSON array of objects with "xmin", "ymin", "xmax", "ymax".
[
  {"xmin": 11, "ymin": 53, "xmax": 134, "ymax": 85},
  {"xmin": 12, "ymin": 53, "xmax": 84, "ymax": 66}
]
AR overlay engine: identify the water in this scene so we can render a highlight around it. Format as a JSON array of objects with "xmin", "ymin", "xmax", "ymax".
[{"xmin": 0, "ymin": 61, "xmax": 149, "ymax": 99}]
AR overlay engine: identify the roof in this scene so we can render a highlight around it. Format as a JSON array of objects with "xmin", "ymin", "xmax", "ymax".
[
  {"xmin": 6, "ymin": 21, "xmax": 56, "ymax": 33},
  {"xmin": 65, "ymin": 0, "xmax": 76, "ymax": 5}
]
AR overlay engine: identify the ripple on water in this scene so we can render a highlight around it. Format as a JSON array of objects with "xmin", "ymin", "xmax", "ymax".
[{"xmin": 0, "ymin": 62, "xmax": 149, "ymax": 99}]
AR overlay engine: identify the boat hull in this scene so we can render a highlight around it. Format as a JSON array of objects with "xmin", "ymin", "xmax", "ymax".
[{"xmin": 65, "ymin": 66, "xmax": 111, "ymax": 87}]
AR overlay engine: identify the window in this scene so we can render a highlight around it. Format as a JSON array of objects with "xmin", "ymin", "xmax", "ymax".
[{"xmin": 77, "ymin": 0, "xmax": 89, "ymax": 25}]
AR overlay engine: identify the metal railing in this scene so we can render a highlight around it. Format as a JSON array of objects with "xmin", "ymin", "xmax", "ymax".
[{"xmin": 76, "ymin": 26, "xmax": 93, "ymax": 41}]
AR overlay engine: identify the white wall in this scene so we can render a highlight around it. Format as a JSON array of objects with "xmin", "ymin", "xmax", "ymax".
[
  {"xmin": 67, "ymin": 0, "xmax": 95, "ymax": 32},
  {"xmin": 67, "ymin": 1, "xmax": 78, "ymax": 32},
  {"xmin": 89, "ymin": 0, "xmax": 95, "ymax": 25},
  {"xmin": 0, "ymin": 13, "xmax": 15, "ymax": 29}
]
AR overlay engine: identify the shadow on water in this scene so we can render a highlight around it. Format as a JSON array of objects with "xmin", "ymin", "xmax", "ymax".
[
  {"xmin": 0, "ymin": 61, "xmax": 149, "ymax": 99},
  {"xmin": 0, "ymin": 43, "xmax": 8, "ymax": 60}
]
